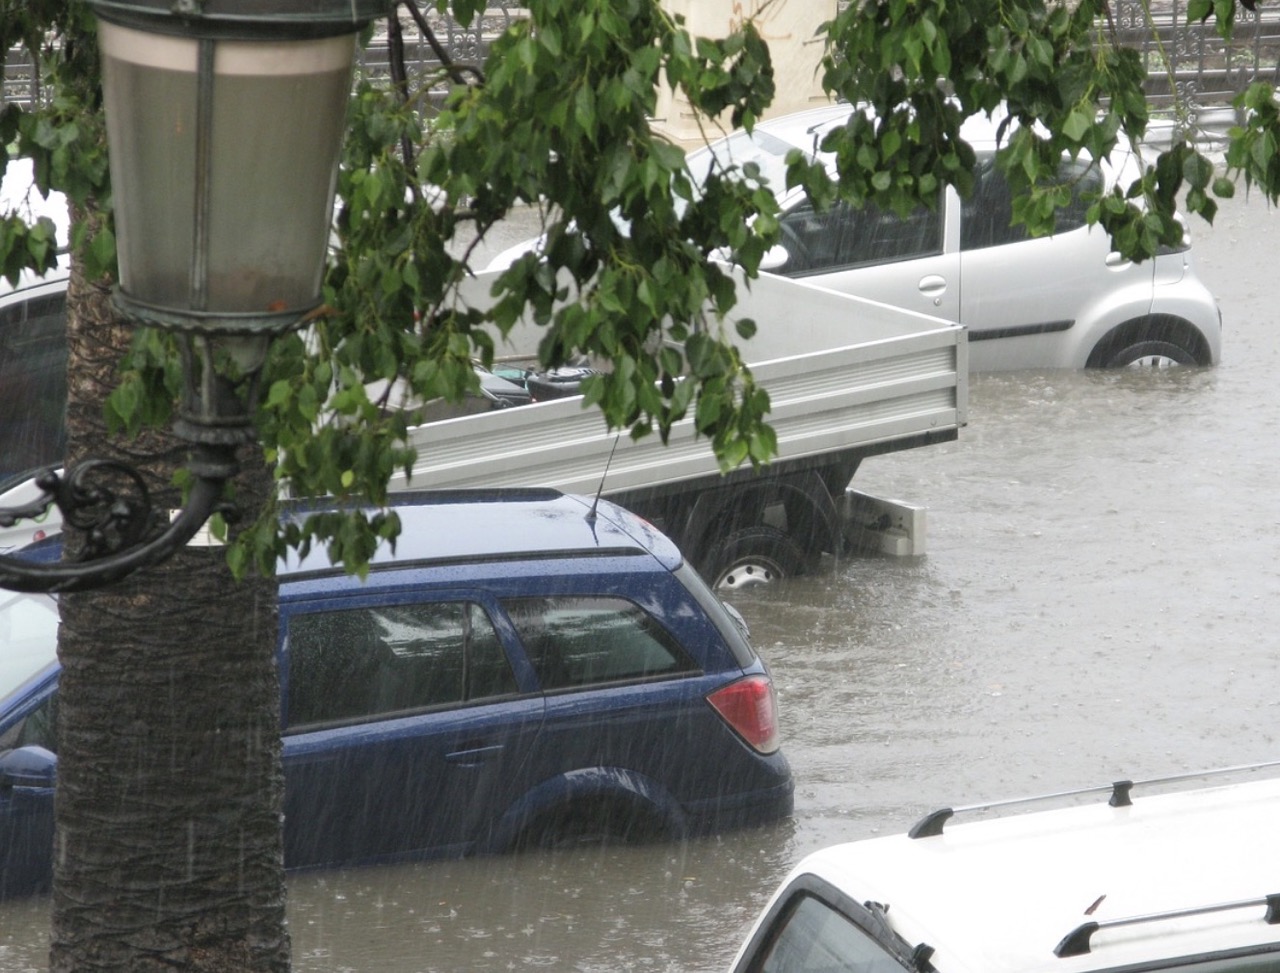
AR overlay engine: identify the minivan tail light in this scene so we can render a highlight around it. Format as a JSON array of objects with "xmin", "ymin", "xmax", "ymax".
[{"xmin": 707, "ymin": 675, "xmax": 780, "ymax": 754}]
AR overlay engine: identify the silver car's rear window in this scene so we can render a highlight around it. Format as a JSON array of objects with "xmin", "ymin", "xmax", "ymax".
[{"xmin": 687, "ymin": 128, "xmax": 802, "ymax": 196}]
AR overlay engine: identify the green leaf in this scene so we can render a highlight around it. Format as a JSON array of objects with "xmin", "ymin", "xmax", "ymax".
[
  {"xmin": 86, "ymin": 226, "xmax": 116, "ymax": 280},
  {"xmin": 1187, "ymin": 0, "xmax": 1213, "ymax": 22},
  {"xmin": 265, "ymin": 380, "xmax": 293, "ymax": 409},
  {"xmin": 1062, "ymin": 109, "xmax": 1091, "ymax": 143}
]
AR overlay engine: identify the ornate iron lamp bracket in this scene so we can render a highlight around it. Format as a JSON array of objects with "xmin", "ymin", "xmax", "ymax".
[{"xmin": 0, "ymin": 444, "xmax": 238, "ymax": 593}]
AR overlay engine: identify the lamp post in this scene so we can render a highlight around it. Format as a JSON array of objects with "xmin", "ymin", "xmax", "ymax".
[{"xmin": 0, "ymin": 0, "xmax": 389, "ymax": 593}]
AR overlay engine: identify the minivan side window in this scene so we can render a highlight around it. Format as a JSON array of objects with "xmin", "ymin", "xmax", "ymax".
[
  {"xmin": 776, "ymin": 197, "xmax": 944, "ymax": 276},
  {"xmin": 285, "ymin": 601, "xmax": 517, "ymax": 729},
  {"xmin": 0, "ymin": 291, "xmax": 68, "ymax": 480},
  {"xmin": 503, "ymin": 596, "xmax": 698, "ymax": 691},
  {"xmin": 960, "ymin": 155, "xmax": 1102, "ymax": 251}
]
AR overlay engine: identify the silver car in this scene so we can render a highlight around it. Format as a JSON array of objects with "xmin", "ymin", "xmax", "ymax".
[{"xmin": 689, "ymin": 104, "xmax": 1221, "ymax": 370}]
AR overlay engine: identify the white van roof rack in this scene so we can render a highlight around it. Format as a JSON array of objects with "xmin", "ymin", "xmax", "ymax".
[
  {"xmin": 908, "ymin": 758, "xmax": 1280, "ymax": 838},
  {"xmin": 1054, "ymin": 893, "xmax": 1280, "ymax": 958}
]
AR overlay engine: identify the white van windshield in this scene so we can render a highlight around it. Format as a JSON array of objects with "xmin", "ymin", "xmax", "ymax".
[{"xmin": 0, "ymin": 590, "xmax": 59, "ymax": 705}]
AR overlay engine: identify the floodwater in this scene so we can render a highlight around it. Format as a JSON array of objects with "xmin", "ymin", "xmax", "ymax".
[{"xmin": 2, "ymin": 190, "xmax": 1278, "ymax": 972}]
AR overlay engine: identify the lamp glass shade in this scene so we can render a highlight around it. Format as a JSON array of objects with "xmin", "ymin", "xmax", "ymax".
[{"xmin": 99, "ymin": 22, "xmax": 354, "ymax": 318}]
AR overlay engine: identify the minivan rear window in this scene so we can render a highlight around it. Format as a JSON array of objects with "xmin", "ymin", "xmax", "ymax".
[
  {"xmin": 675, "ymin": 562, "xmax": 757, "ymax": 669},
  {"xmin": 503, "ymin": 595, "xmax": 697, "ymax": 691}
]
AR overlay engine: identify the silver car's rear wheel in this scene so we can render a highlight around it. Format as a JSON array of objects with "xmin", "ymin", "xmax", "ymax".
[{"xmin": 1103, "ymin": 339, "xmax": 1199, "ymax": 369}]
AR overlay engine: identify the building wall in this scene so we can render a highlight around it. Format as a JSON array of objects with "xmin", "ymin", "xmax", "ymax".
[{"xmin": 652, "ymin": 0, "xmax": 836, "ymax": 148}]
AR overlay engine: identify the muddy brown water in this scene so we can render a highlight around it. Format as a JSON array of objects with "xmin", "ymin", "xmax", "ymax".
[{"xmin": 2, "ymin": 190, "xmax": 1278, "ymax": 972}]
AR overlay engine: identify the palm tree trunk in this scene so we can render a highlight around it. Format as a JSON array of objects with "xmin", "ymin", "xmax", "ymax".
[{"xmin": 49, "ymin": 208, "xmax": 289, "ymax": 972}]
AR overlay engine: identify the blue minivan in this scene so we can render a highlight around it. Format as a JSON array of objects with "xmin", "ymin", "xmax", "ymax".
[{"xmin": 0, "ymin": 489, "xmax": 793, "ymax": 899}]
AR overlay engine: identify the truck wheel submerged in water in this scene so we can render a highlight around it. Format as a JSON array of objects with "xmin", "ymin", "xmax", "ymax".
[
  {"xmin": 662, "ymin": 469, "xmax": 847, "ymax": 589},
  {"xmin": 711, "ymin": 526, "xmax": 809, "ymax": 590}
]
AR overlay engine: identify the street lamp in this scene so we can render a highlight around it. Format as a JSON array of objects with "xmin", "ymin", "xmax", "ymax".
[{"xmin": 0, "ymin": 0, "xmax": 389, "ymax": 592}]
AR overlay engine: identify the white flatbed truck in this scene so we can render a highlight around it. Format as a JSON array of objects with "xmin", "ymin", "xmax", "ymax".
[{"xmin": 390, "ymin": 270, "xmax": 968, "ymax": 587}]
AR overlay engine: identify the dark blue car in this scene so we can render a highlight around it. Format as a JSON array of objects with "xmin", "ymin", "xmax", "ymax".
[{"xmin": 0, "ymin": 489, "xmax": 793, "ymax": 899}]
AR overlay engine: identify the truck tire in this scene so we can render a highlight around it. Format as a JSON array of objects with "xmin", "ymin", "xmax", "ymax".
[{"xmin": 711, "ymin": 526, "xmax": 808, "ymax": 590}]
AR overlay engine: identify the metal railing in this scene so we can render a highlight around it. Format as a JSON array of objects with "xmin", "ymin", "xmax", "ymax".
[
  {"xmin": 2, "ymin": 48, "xmax": 43, "ymax": 108},
  {"xmin": 2, "ymin": 3, "xmax": 1275, "ymax": 117},
  {"xmin": 1111, "ymin": 0, "xmax": 1280, "ymax": 131},
  {"xmin": 0, "ymin": 3, "xmax": 527, "ymax": 111},
  {"xmin": 360, "ymin": 3, "xmax": 525, "ymax": 108}
]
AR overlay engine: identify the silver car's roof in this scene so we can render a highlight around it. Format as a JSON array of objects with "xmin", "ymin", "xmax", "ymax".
[
  {"xmin": 692, "ymin": 102, "xmax": 1135, "ymax": 181},
  {"xmin": 712, "ymin": 102, "xmax": 1021, "ymax": 151}
]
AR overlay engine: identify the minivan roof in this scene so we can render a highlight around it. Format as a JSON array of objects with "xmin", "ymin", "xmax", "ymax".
[
  {"xmin": 284, "ymin": 489, "xmax": 684, "ymax": 575},
  {"xmin": 793, "ymin": 774, "xmax": 1280, "ymax": 973}
]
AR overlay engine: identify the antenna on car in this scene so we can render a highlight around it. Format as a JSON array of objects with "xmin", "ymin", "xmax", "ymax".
[{"xmin": 585, "ymin": 435, "xmax": 621, "ymax": 527}]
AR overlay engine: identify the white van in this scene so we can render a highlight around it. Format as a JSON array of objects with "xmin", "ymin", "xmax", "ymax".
[{"xmin": 731, "ymin": 767, "xmax": 1280, "ymax": 973}]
